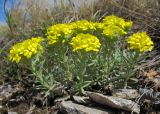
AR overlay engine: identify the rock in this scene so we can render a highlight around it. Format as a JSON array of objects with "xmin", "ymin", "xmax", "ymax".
[
  {"xmin": 87, "ymin": 92, "xmax": 140, "ymax": 114},
  {"xmin": 139, "ymin": 88, "xmax": 160, "ymax": 104},
  {"xmin": 72, "ymin": 96, "xmax": 91, "ymax": 105},
  {"xmin": 8, "ymin": 112, "xmax": 18, "ymax": 114},
  {"xmin": 58, "ymin": 101, "xmax": 116, "ymax": 114},
  {"xmin": 112, "ymin": 89, "xmax": 139, "ymax": 99},
  {"xmin": 0, "ymin": 83, "xmax": 23, "ymax": 102},
  {"xmin": 54, "ymin": 96, "xmax": 70, "ymax": 103}
]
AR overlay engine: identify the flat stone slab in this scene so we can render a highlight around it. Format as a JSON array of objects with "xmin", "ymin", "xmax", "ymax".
[
  {"xmin": 72, "ymin": 96, "xmax": 91, "ymax": 105},
  {"xmin": 112, "ymin": 89, "xmax": 139, "ymax": 99},
  {"xmin": 87, "ymin": 92, "xmax": 140, "ymax": 114},
  {"xmin": 59, "ymin": 101, "xmax": 116, "ymax": 114}
]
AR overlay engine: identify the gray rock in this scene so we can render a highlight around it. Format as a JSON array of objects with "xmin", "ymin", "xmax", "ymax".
[
  {"xmin": 139, "ymin": 88, "xmax": 160, "ymax": 104},
  {"xmin": 59, "ymin": 101, "xmax": 116, "ymax": 114},
  {"xmin": 54, "ymin": 96, "xmax": 70, "ymax": 103},
  {"xmin": 112, "ymin": 89, "xmax": 139, "ymax": 99},
  {"xmin": 0, "ymin": 84, "xmax": 23, "ymax": 101},
  {"xmin": 72, "ymin": 96, "xmax": 91, "ymax": 105},
  {"xmin": 8, "ymin": 112, "xmax": 18, "ymax": 114},
  {"xmin": 87, "ymin": 92, "xmax": 140, "ymax": 114}
]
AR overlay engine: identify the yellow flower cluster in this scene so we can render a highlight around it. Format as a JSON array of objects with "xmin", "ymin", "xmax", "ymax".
[
  {"xmin": 9, "ymin": 37, "xmax": 44, "ymax": 63},
  {"xmin": 127, "ymin": 32, "xmax": 153, "ymax": 53},
  {"xmin": 46, "ymin": 20, "xmax": 97, "ymax": 45},
  {"xmin": 46, "ymin": 16, "xmax": 132, "ymax": 45},
  {"xmin": 46, "ymin": 20, "xmax": 99, "ymax": 45},
  {"xmin": 93, "ymin": 22, "xmax": 105, "ymax": 30},
  {"xmin": 100, "ymin": 15, "xmax": 132, "ymax": 38},
  {"xmin": 70, "ymin": 33, "xmax": 101, "ymax": 52},
  {"xmin": 71, "ymin": 20, "xmax": 96, "ymax": 31},
  {"xmin": 46, "ymin": 23, "xmax": 74, "ymax": 44},
  {"xmin": 102, "ymin": 25, "xmax": 127, "ymax": 38},
  {"xmin": 102, "ymin": 15, "xmax": 132, "ymax": 31}
]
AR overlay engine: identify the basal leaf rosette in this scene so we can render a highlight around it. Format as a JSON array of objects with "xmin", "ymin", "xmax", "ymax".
[
  {"xmin": 127, "ymin": 32, "xmax": 153, "ymax": 53},
  {"xmin": 102, "ymin": 15, "xmax": 132, "ymax": 31},
  {"xmin": 70, "ymin": 33, "xmax": 101, "ymax": 52},
  {"xmin": 9, "ymin": 37, "xmax": 44, "ymax": 63}
]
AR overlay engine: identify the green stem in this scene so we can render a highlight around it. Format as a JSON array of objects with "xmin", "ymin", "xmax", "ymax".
[
  {"xmin": 63, "ymin": 54, "xmax": 72, "ymax": 80},
  {"xmin": 103, "ymin": 39, "xmax": 116, "ymax": 81},
  {"xmin": 79, "ymin": 52, "xmax": 87, "ymax": 83},
  {"xmin": 122, "ymin": 51, "xmax": 139, "ymax": 88},
  {"xmin": 31, "ymin": 58, "xmax": 49, "ymax": 89}
]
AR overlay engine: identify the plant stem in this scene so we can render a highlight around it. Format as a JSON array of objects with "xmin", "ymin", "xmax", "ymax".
[
  {"xmin": 63, "ymin": 54, "xmax": 72, "ymax": 80},
  {"xmin": 79, "ymin": 52, "xmax": 87, "ymax": 83}
]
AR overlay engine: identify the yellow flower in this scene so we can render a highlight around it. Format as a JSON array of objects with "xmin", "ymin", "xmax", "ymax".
[
  {"xmin": 103, "ymin": 15, "xmax": 132, "ymax": 31},
  {"xmin": 9, "ymin": 37, "xmax": 44, "ymax": 63},
  {"xmin": 70, "ymin": 33, "xmax": 101, "ymax": 52},
  {"xmin": 9, "ymin": 48, "xmax": 22, "ymax": 63},
  {"xmin": 46, "ymin": 21, "xmax": 97, "ymax": 45},
  {"xmin": 46, "ymin": 23, "xmax": 74, "ymax": 45},
  {"xmin": 103, "ymin": 25, "xmax": 127, "ymax": 38},
  {"xmin": 93, "ymin": 22, "xmax": 105, "ymax": 30},
  {"xmin": 46, "ymin": 16, "xmax": 132, "ymax": 46},
  {"xmin": 71, "ymin": 20, "xmax": 96, "ymax": 31},
  {"xmin": 127, "ymin": 32, "xmax": 153, "ymax": 53}
]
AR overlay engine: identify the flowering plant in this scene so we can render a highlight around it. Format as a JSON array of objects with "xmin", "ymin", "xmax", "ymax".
[
  {"xmin": 9, "ymin": 37, "xmax": 44, "ymax": 63},
  {"xmin": 9, "ymin": 15, "xmax": 153, "ymax": 95}
]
